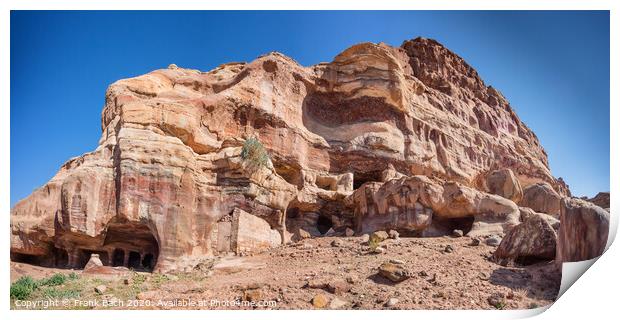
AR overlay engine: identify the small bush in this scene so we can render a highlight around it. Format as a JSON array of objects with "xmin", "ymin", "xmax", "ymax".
[
  {"xmin": 39, "ymin": 273, "xmax": 66, "ymax": 286},
  {"xmin": 42, "ymin": 287, "xmax": 80, "ymax": 299},
  {"xmin": 241, "ymin": 137, "xmax": 270, "ymax": 169},
  {"xmin": 368, "ymin": 237, "xmax": 380, "ymax": 251},
  {"xmin": 10, "ymin": 276, "xmax": 38, "ymax": 300},
  {"xmin": 68, "ymin": 272, "xmax": 79, "ymax": 281}
]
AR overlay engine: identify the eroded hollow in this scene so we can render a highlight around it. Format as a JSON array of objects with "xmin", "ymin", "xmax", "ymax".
[
  {"xmin": 103, "ymin": 222, "xmax": 159, "ymax": 271},
  {"xmin": 353, "ymin": 170, "xmax": 383, "ymax": 189},
  {"xmin": 317, "ymin": 215, "xmax": 333, "ymax": 235}
]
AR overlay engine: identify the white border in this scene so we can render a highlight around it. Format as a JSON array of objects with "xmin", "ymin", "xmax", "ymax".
[{"xmin": 1, "ymin": 1, "xmax": 616, "ymax": 320}]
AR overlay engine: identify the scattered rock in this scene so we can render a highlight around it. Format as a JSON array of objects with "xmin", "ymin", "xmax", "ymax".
[
  {"xmin": 345, "ymin": 228, "xmax": 355, "ymax": 237},
  {"xmin": 360, "ymin": 234, "xmax": 370, "ymax": 243},
  {"xmin": 325, "ymin": 228, "xmax": 336, "ymax": 237},
  {"xmin": 329, "ymin": 297, "xmax": 348, "ymax": 309},
  {"xmin": 94, "ymin": 285, "xmax": 107, "ymax": 294},
  {"xmin": 312, "ymin": 294, "xmax": 329, "ymax": 308},
  {"xmin": 389, "ymin": 259, "xmax": 405, "ymax": 265},
  {"xmin": 385, "ymin": 298, "xmax": 399, "ymax": 308},
  {"xmin": 331, "ymin": 239, "xmax": 343, "ymax": 247},
  {"xmin": 388, "ymin": 230, "xmax": 400, "ymax": 240},
  {"xmin": 327, "ymin": 280, "xmax": 352, "ymax": 295},
  {"xmin": 370, "ymin": 231, "xmax": 389, "ymax": 243},
  {"xmin": 444, "ymin": 245, "xmax": 454, "ymax": 253},
  {"xmin": 452, "ymin": 229, "xmax": 464, "ymax": 238},
  {"xmin": 243, "ymin": 289, "xmax": 262, "ymax": 302},
  {"xmin": 374, "ymin": 247, "xmax": 386, "ymax": 254},
  {"xmin": 297, "ymin": 229, "xmax": 312, "ymax": 240},
  {"xmin": 469, "ymin": 238, "xmax": 481, "ymax": 246},
  {"xmin": 378, "ymin": 262, "xmax": 412, "ymax": 283},
  {"xmin": 488, "ymin": 292, "xmax": 506, "ymax": 309},
  {"xmin": 485, "ymin": 236, "xmax": 501, "ymax": 247}
]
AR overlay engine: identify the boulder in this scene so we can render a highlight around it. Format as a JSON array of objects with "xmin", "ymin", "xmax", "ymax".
[
  {"xmin": 345, "ymin": 228, "xmax": 355, "ymax": 237},
  {"xmin": 486, "ymin": 169, "xmax": 523, "ymax": 203},
  {"xmin": 378, "ymin": 262, "xmax": 412, "ymax": 282},
  {"xmin": 519, "ymin": 183, "xmax": 562, "ymax": 216},
  {"xmin": 494, "ymin": 213, "xmax": 557, "ymax": 263},
  {"xmin": 370, "ymin": 231, "xmax": 389, "ymax": 243},
  {"xmin": 556, "ymin": 198, "xmax": 609, "ymax": 264},
  {"xmin": 312, "ymin": 294, "xmax": 329, "ymax": 308},
  {"xmin": 84, "ymin": 253, "xmax": 103, "ymax": 270}
]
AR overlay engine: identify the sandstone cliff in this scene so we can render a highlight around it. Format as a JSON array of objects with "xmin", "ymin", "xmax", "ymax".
[{"xmin": 11, "ymin": 37, "xmax": 574, "ymax": 272}]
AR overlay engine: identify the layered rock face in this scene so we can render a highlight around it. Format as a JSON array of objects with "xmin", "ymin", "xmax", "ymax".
[
  {"xmin": 10, "ymin": 37, "xmax": 588, "ymax": 272},
  {"xmin": 556, "ymin": 198, "xmax": 609, "ymax": 264}
]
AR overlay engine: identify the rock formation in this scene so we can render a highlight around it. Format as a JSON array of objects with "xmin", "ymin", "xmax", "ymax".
[
  {"xmin": 10, "ymin": 37, "xmax": 588, "ymax": 273},
  {"xmin": 494, "ymin": 213, "xmax": 557, "ymax": 264},
  {"xmin": 519, "ymin": 183, "xmax": 562, "ymax": 217},
  {"xmin": 586, "ymin": 192, "xmax": 610, "ymax": 211},
  {"xmin": 556, "ymin": 198, "xmax": 609, "ymax": 264},
  {"xmin": 486, "ymin": 168, "xmax": 523, "ymax": 203}
]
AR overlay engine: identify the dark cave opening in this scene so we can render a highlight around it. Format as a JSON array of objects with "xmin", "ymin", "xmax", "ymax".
[
  {"xmin": 317, "ymin": 215, "xmax": 333, "ymax": 235},
  {"xmin": 112, "ymin": 248, "xmax": 125, "ymax": 267},
  {"xmin": 142, "ymin": 253, "xmax": 155, "ymax": 269},
  {"xmin": 515, "ymin": 255, "xmax": 552, "ymax": 266},
  {"xmin": 10, "ymin": 253, "xmax": 42, "ymax": 266},
  {"xmin": 353, "ymin": 170, "xmax": 383, "ymax": 189},
  {"xmin": 286, "ymin": 207, "xmax": 300, "ymax": 220},
  {"xmin": 53, "ymin": 248, "xmax": 68, "ymax": 268},
  {"xmin": 104, "ymin": 222, "xmax": 159, "ymax": 271},
  {"xmin": 434, "ymin": 216, "xmax": 475, "ymax": 235},
  {"xmin": 128, "ymin": 251, "xmax": 141, "ymax": 269}
]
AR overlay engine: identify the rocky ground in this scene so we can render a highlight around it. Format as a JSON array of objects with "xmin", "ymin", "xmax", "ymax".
[{"xmin": 11, "ymin": 235, "xmax": 560, "ymax": 310}]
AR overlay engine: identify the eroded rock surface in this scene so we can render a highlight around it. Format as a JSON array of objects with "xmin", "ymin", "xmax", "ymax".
[
  {"xmin": 11, "ymin": 37, "xmax": 575, "ymax": 272},
  {"xmin": 519, "ymin": 183, "xmax": 562, "ymax": 217},
  {"xmin": 556, "ymin": 198, "xmax": 609, "ymax": 264},
  {"xmin": 494, "ymin": 213, "xmax": 557, "ymax": 264},
  {"xmin": 486, "ymin": 168, "xmax": 523, "ymax": 203}
]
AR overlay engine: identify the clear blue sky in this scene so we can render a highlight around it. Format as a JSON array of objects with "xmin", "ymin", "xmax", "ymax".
[{"xmin": 10, "ymin": 11, "xmax": 609, "ymax": 206}]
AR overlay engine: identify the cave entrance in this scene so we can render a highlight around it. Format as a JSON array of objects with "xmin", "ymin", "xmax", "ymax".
[
  {"xmin": 112, "ymin": 248, "xmax": 125, "ymax": 267},
  {"xmin": 54, "ymin": 248, "xmax": 69, "ymax": 268},
  {"xmin": 431, "ymin": 216, "xmax": 475, "ymax": 236},
  {"xmin": 10, "ymin": 253, "xmax": 42, "ymax": 265},
  {"xmin": 317, "ymin": 215, "xmax": 333, "ymax": 235},
  {"xmin": 104, "ymin": 222, "xmax": 159, "ymax": 272},
  {"xmin": 142, "ymin": 253, "xmax": 155, "ymax": 269},
  {"xmin": 353, "ymin": 170, "xmax": 383, "ymax": 189},
  {"xmin": 128, "ymin": 251, "xmax": 141, "ymax": 269}
]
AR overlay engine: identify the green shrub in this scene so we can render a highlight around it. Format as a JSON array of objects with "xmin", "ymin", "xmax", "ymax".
[
  {"xmin": 241, "ymin": 137, "xmax": 270, "ymax": 169},
  {"xmin": 42, "ymin": 287, "xmax": 80, "ymax": 299},
  {"xmin": 39, "ymin": 273, "xmax": 66, "ymax": 286},
  {"xmin": 10, "ymin": 276, "xmax": 38, "ymax": 300},
  {"xmin": 368, "ymin": 237, "xmax": 380, "ymax": 251},
  {"xmin": 68, "ymin": 272, "xmax": 79, "ymax": 281}
]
